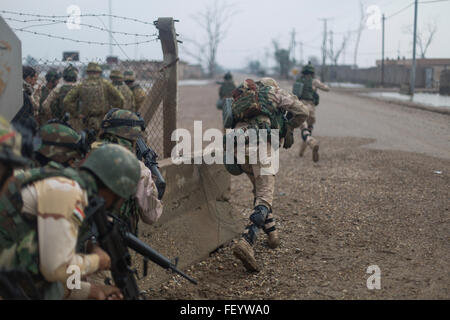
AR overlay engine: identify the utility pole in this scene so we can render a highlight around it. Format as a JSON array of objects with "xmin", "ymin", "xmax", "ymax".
[
  {"xmin": 319, "ymin": 18, "xmax": 328, "ymax": 82},
  {"xmin": 299, "ymin": 41, "xmax": 304, "ymax": 65},
  {"xmin": 410, "ymin": 0, "xmax": 419, "ymax": 96},
  {"xmin": 381, "ymin": 13, "xmax": 385, "ymax": 88},
  {"xmin": 290, "ymin": 29, "xmax": 296, "ymax": 63}
]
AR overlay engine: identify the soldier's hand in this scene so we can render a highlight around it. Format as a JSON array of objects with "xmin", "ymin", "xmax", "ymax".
[
  {"xmin": 87, "ymin": 242, "xmax": 111, "ymax": 270},
  {"xmin": 283, "ymin": 127, "xmax": 294, "ymax": 149},
  {"xmin": 89, "ymin": 284, "xmax": 123, "ymax": 300}
]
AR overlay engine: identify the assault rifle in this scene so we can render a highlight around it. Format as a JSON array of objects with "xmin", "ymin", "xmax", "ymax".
[
  {"xmin": 135, "ymin": 136, "xmax": 166, "ymax": 200},
  {"xmin": 85, "ymin": 196, "xmax": 197, "ymax": 300}
]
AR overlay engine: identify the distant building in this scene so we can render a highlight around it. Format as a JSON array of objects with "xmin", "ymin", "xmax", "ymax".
[
  {"xmin": 376, "ymin": 58, "xmax": 450, "ymax": 89},
  {"xmin": 179, "ymin": 61, "xmax": 205, "ymax": 79}
]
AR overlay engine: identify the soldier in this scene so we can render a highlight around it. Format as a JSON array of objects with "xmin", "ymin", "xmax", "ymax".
[
  {"xmin": 38, "ymin": 69, "xmax": 61, "ymax": 106},
  {"xmin": 12, "ymin": 66, "xmax": 39, "ymax": 135},
  {"xmin": 109, "ymin": 70, "xmax": 136, "ymax": 112},
  {"xmin": 41, "ymin": 64, "xmax": 79, "ymax": 122},
  {"xmin": 63, "ymin": 62, "xmax": 124, "ymax": 133},
  {"xmin": 0, "ymin": 144, "xmax": 140, "ymax": 299},
  {"xmin": 226, "ymin": 78, "xmax": 309, "ymax": 272},
  {"xmin": 216, "ymin": 72, "xmax": 236, "ymax": 110},
  {"xmin": 93, "ymin": 108, "xmax": 163, "ymax": 233},
  {"xmin": 34, "ymin": 122, "xmax": 86, "ymax": 168},
  {"xmin": 123, "ymin": 70, "xmax": 146, "ymax": 111},
  {"xmin": 293, "ymin": 62, "xmax": 330, "ymax": 162}
]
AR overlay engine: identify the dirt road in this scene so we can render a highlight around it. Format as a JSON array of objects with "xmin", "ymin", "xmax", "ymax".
[{"xmin": 144, "ymin": 80, "xmax": 449, "ymax": 300}]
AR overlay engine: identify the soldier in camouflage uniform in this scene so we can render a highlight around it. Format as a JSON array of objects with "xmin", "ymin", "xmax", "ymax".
[
  {"xmin": 109, "ymin": 70, "xmax": 136, "ymax": 112},
  {"xmin": 0, "ymin": 144, "xmax": 140, "ymax": 299},
  {"xmin": 293, "ymin": 63, "xmax": 329, "ymax": 162},
  {"xmin": 63, "ymin": 62, "xmax": 124, "ymax": 133},
  {"xmin": 41, "ymin": 65, "xmax": 79, "ymax": 122},
  {"xmin": 227, "ymin": 78, "xmax": 309, "ymax": 272},
  {"xmin": 93, "ymin": 109, "xmax": 163, "ymax": 233},
  {"xmin": 216, "ymin": 72, "xmax": 237, "ymax": 110},
  {"xmin": 123, "ymin": 70, "xmax": 146, "ymax": 112},
  {"xmin": 34, "ymin": 123, "xmax": 85, "ymax": 168}
]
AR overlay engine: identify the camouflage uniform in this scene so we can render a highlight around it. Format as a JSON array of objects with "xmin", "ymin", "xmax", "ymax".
[
  {"xmin": 63, "ymin": 62, "xmax": 124, "ymax": 132},
  {"xmin": 36, "ymin": 69, "xmax": 61, "ymax": 126},
  {"xmin": 41, "ymin": 65, "xmax": 78, "ymax": 122},
  {"xmin": 229, "ymin": 78, "xmax": 309, "ymax": 272},
  {"xmin": 294, "ymin": 63, "xmax": 329, "ymax": 162},
  {"xmin": 216, "ymin": 72, "xmax": 237, "ymax": 110},
  {"xmin": 93, "ymin": 109, "xmax": 162, "ymax": 233},
  {"xmin": 34, "ymin": 123, "xmax": 84, "ymax": 167},
  {"xmin": 0, "ymin": 144, "xmax": 140, "ymax": 299},
  {"xmin": 110, "ymin": 70, "xmax": 136, "ymax": 112},
  {"xmin": 124, "ymin": 71, "xmax": 146, "ymax": 112}
]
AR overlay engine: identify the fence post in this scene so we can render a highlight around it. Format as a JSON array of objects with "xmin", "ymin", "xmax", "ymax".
[{"xmin": 156, "ymin": 17, "xmax": 178, "ymax": 158}]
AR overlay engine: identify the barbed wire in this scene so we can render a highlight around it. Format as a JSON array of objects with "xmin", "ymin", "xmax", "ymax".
[
  {"xmin": 13, "ymin": 28, "xmax": 159, "ymax": 46},
  {"xmin": 3, "ymin": 16, "xmax": 157, "ymax": 38},
  {"xmin": 0, "ymin": 10, "xmax": 157, "ymax": 26}
]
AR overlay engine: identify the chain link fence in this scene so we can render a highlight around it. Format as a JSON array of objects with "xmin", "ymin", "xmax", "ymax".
[{"xmin": 22, "ymin": 57, "xmax": 168, "ymax": 156}]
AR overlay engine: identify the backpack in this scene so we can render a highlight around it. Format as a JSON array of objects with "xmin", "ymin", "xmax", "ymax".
[{"xmin": 230, "ymin": 79, "xmax": 286, "ymax": 135}]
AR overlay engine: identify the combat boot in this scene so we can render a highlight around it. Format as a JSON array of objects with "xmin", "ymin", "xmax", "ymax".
[
  {"xmin": 307, "ymin": 136, "xmax": 319, "ymax": 163},
  {"xmin": 263, "ymin": 213, "xmax": 280, "ymax": 249},
  {"xmin": 299, "ymin": 141, "xmax": 308, "ymax": 157},
  {"xmin": 233, "ymin": 238, "xmax": 260, "ymax": 272}
]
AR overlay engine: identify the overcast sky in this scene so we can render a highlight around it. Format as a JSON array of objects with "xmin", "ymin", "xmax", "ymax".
[{"xmin": 2, "ymin": 0, "xmax": 449, "ymax": 70}]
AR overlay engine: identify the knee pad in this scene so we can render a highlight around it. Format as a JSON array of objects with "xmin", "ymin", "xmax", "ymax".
[
  {"xmin": 250, "ymin": 205, "xmax": 269, "ymax": 228},
  {"xmin": 301, "ymin": 128, "xmax": 312, "ymax": 142},
  {"xmin": 263, "ymin": 213, "xmax": 276, "ymax": 234}
]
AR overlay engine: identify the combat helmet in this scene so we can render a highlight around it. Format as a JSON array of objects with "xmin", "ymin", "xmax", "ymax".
[
  {"xmin": 0, "ymin": 116, "xmax": 30, "ymax": 167},
  {"xmin": 100, "ymin": 108, "xmax": 144, "ymax": 143},
  {"xmin": 123, "ymin": 70, "xmax": 136, "ymax": 82},
  {"xmin": 36, "ymin": 123, "xmax": 84, "ymax": 165},
  {"xmin": 301, "ymin": 62, "xmax": 315, "ymax": 75},
  {"xmin": 63, "ymin": 64, "xmax": 78, "ymax": 82},
  {"xmin": 86, "ymin": 62, "xmax": 102, "ymax": 73},
  {"xmin": 80, "ymin": 144, "xmax": 140, "ymax": 198},
  {"xmin": 110, "ymin": 70, "xmax": 123, "ymax": 80},
  {"xmin": 45, "ymin": 68, "xmax": 61, "ymax": 82},
  {"xmin": 224, "ymin": 72, "xmax": 232, "ymax": 80}
]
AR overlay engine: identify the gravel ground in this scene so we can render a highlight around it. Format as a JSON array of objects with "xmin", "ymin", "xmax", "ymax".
[{"xmin": 143, "ymin": 80, "xmax": 450, "ymax": 300}]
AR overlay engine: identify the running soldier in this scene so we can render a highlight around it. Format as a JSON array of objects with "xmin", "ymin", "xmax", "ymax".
[
  {"xmin": 109, "ymin": 70, "xmax": 136, "ymax": 112},
  {"xmin": 216, "ymin": 72, "xmax": 236, "ymax": 110},
  {"xmin": 123, "ymin": 70, "xmax": 146, "ymax": 111},
  {"xmin": 225, "ymin": 78, "xmax": 309, "ymax": 272},
  {"xmin": 292, "ymin": 62, "xmax": 329, "ymax": 162},
  {"xmin": 63, "ymin": 62, "xmax": 124, "ymax": 132}
]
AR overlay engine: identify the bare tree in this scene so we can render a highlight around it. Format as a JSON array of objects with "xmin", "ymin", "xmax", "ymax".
[
  {"xmin": 182, "ymin": 0, "xmax": 236, "ymax": 78},
  {"xmin": 353, "ymin": 0, "xmax": 367, "ymax": 67},
  {"xmin": 404, "ymin": 21, "xmax": 437, "ymax": 58},
  {"xmin": 327, "ymin": 31, "xmax": 350, "ymax": 66}
]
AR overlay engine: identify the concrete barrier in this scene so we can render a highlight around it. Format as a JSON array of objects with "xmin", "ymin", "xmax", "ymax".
[{"xmin": 135, "ymin": 153, "xmax": 241, "ymax": 288}]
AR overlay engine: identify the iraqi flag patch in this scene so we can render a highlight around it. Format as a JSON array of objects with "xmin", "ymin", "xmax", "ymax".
[{"xmin": 73, "ymin": 206, "xmax": 86, "ymax": 224}]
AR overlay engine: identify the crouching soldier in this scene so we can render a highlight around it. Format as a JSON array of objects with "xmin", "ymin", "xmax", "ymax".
[{"xmin": 0, "ymin": 144, "xmax": 141, "ymax": 299}]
